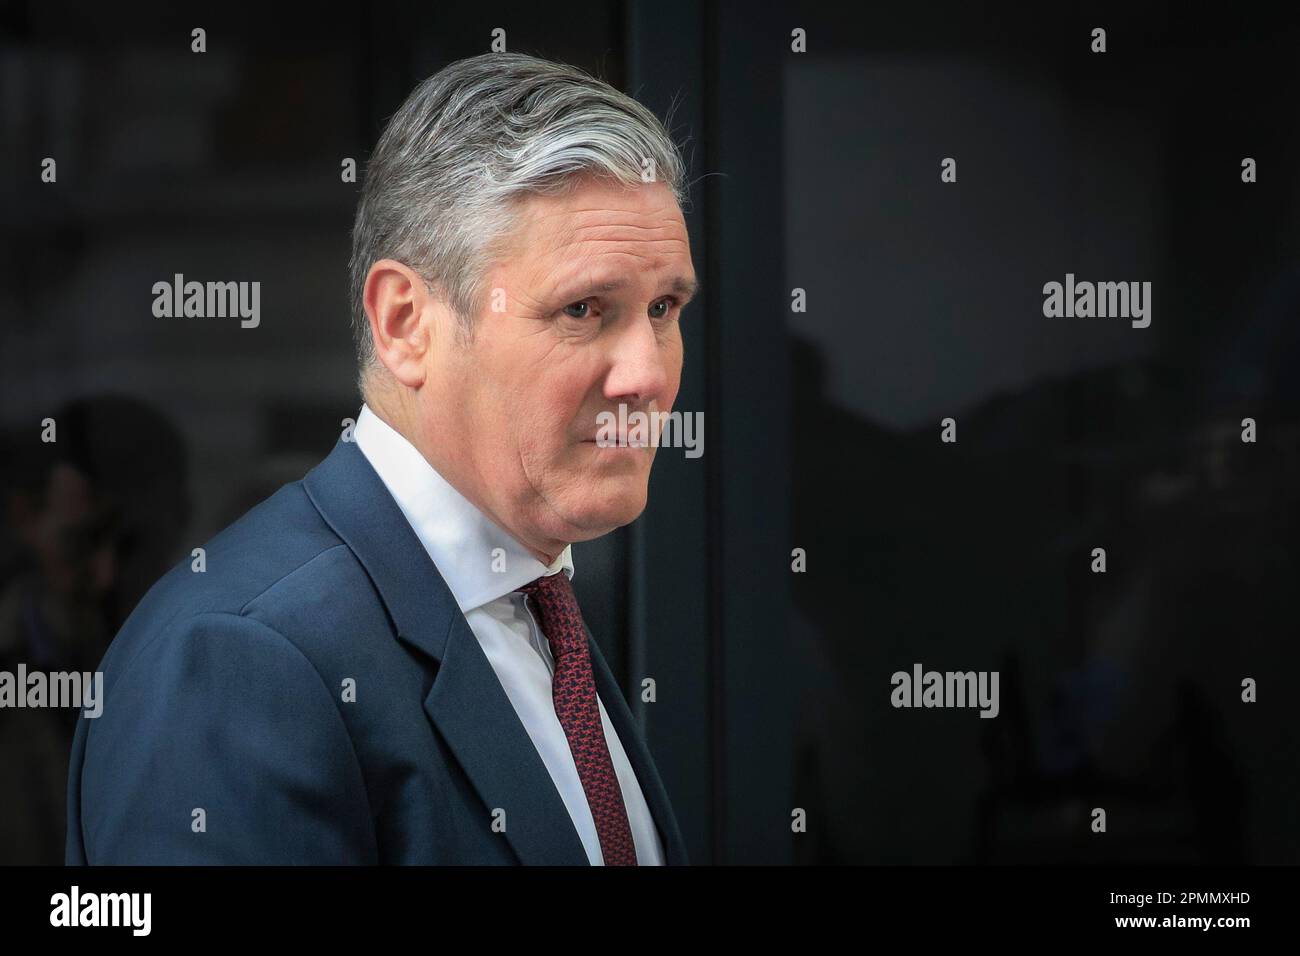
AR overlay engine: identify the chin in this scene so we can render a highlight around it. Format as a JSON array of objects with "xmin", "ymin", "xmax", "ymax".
[{"xmin": 567, "ymin": 483, "xmax": 648, "ymax": 533}]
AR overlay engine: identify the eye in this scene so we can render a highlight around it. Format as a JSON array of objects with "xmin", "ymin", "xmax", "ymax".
[
  {"xmin": 649, "ymin": 297, "xmax": 679, "ymax": 320},
  {"xmin": 561, "ymin": 300, "xmax": 592, "ymax": 319}
]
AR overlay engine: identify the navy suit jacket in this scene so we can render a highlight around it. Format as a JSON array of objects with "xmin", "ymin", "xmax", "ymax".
[{"xmin": 65, "ymin": 436, "xmax": 688, "ymax": 864}]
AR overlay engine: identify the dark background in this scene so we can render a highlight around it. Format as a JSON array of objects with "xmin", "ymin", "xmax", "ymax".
[{"xmin": 1, "ymin": 0, "xmax": 1297, "ymax": 865}]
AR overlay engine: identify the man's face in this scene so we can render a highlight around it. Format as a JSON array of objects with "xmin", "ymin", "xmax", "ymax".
[{"xmin": 421, "ymin": 175, "xmax": 696, "ymax": 559}]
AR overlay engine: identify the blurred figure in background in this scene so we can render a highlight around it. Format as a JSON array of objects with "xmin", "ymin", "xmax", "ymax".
[{"xmin": 0, "ymin": 394, "xmax": 189, "ymax": 863}]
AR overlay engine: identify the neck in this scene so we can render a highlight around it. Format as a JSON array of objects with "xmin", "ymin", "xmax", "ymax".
[{"xmin": 364, "ymin": 388, "xmax": 567, "ymax": 569}]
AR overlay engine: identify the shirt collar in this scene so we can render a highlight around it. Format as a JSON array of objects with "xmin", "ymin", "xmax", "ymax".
[{"xmin": 351, "ymin": 403, "xmax": 573, "ymax": 613}]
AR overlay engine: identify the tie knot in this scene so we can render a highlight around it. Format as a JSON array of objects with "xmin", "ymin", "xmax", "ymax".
[
  {"xmin": 518, "ymin": 571, "xmax": 571, "ymax": 600},
  {"xmin": 517, "ymin": 572, "xmax": 586, "ymax": 659}
]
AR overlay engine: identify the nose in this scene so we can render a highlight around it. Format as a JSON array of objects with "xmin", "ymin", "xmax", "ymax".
[{"xmin": 602, "ymin": 314, "xmax": 671, "ymax": 406}]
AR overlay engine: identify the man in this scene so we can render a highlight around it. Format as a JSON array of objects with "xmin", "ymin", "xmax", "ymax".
[{"xmin": 65, "ymin": 52, "xmax": 696, "ymax": 865}]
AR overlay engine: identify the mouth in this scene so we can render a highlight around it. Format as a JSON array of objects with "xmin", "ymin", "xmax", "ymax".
[{"xmin": 581, "ymin": 438, "xmax": 650, "ymax": 455}]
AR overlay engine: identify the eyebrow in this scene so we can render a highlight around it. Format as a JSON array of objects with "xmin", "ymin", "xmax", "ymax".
[{"xmin": 551, "ymin": 273, "xmax": 700, "ymax": 304}]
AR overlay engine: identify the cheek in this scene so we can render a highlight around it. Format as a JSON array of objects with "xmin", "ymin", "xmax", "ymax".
[
  {"xmin": 661, "ymin": 340, "xmax": 685, "ymax": 408},
  {"xmin": 513, "ymin": 371, "xmax": 591, "ymax": 454}
]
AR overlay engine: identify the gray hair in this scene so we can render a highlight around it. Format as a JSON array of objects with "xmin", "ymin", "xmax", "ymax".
[{"xmin": 348, "ymin": 51, "xmax": 690, "ymax": 398}]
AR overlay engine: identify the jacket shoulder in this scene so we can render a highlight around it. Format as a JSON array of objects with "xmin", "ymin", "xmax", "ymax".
[{"xmin": 97, "ymin": 478, "xmax": 369, "ymax": 677}]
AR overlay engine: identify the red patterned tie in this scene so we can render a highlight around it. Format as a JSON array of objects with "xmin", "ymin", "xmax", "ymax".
[{"xmin": 518, "ymin": 572, "xmax": 638, "ymax": 866}]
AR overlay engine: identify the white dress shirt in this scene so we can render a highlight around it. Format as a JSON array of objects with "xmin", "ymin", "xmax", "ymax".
[{"xmin": 352, "ymin": 403, "xmax": 665, "ymax": 865}]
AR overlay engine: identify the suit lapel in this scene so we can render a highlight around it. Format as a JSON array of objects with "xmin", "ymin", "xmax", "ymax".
[
  {"xmin": 586, "ymin": 628, "xmax": 691, "ymax": 865},
  {"xmin": 303, "ymin": 437, "xmax": 589, "ymax": 865},
  {"xmin": 425, "ymin": 614, "xmax": 592, "ymax": 865}
]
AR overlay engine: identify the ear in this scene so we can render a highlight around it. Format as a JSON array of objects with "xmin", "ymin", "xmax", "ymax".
[{"xmin": 363, "ymin": 259, "xmax": 455, "ymax": 388}]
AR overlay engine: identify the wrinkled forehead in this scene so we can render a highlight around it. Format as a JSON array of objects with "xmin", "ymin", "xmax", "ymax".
[{"xmin": 496, "ymin": 180, "xmax": 694, "ymax": 294}]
